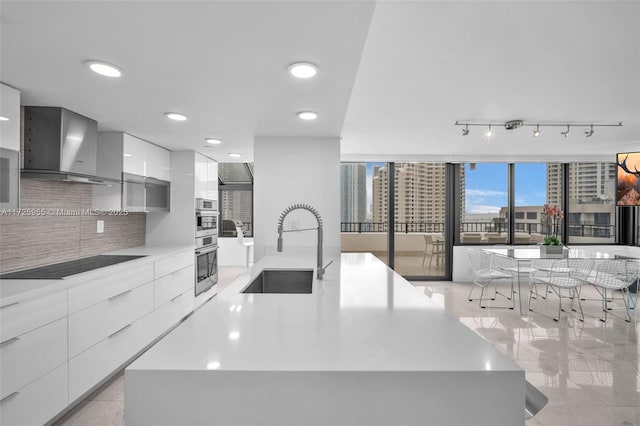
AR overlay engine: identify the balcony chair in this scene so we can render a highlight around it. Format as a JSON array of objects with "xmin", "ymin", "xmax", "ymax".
[
  {"xmin": 422, "ymin": 234, "xmax": 444, "ymax": 268},
  {"xmin": 235, "ymin": 224, "xmax": 254, "ymax": 266},
  {"xmin": 583, "ymin": 259, "xmax": 639, "ymax": 322},
  {"xmin": 528, "ymin": 258, "xmax": 594, "ymax": 322},
  {"xmin": 467, "ymin": 248, "xmax": 514, "ymax": 309}
]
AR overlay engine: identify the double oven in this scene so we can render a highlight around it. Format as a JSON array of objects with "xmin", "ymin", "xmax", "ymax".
[{"xmin": 195, "ymin": 198, "xmax": 219, "ymax": 297}]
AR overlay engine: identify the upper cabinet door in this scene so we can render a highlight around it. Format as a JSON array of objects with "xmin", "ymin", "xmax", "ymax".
[
  {"xmin": 0, "ymin": 84, "xmax": 20, "ymax": 152},
  {"xmin": 194, "ymin": 153, "xmax": 208, "ymax": 199},
  {"xmin": 206, "ymin": 159, "xmax": 218, "ymax": 201},
  {"xmin": 122, "ymin": 134, "xmax": 147, "ymax": 176},
  {"xmin": 146, "ymin": 143, "xmax": 171, "ymax": 181}
]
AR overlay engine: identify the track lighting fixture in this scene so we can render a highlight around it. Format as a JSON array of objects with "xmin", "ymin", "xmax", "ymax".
[
  {"xmin": 584, "ymin": 125, "xmax": 594, "ymax": 137},
  {"xmin": 533, "ymin": 125, "xmax": 540, "ymax": 137},
  {"xmin": 454, "ymin": 120, "xmax": 622, "ymax": 138}
]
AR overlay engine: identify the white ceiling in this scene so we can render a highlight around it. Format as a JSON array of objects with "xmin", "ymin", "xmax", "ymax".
[{"xmin": 1, "ymin": 1, "xmax": 639, "ymax": 163}]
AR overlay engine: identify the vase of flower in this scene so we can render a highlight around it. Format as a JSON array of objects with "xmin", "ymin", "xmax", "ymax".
[{"xmin": 540, "ymin": 204, "xmax": 565, "ymax": 257}]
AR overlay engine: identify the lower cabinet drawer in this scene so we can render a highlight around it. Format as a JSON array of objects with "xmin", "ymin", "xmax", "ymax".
[
  {"xmin": 154, "ymin": 265, "xmax": 194, "ymax": 307},
  {"xmin": 0, "ymin": 317, "xmax": 67, "ymax": 399},
  {"xmin": 68, "ymin": 311, "xmax": 155, "ymax": 402},
  {"xmin": 154, "ymin": 287, "xmax": 194, "ymax": 336},
  {"xmin": 155, "ymin": 250, "xmax": 193, "ymax": 279},
  {"xmin": 0, "ymin": 362, "xmax": 68, "ymax": 426},
  {"xmin": 0, "ymin": 290, "xmax": 67, "ymax": 342},
  {"xmin": 68, "ymin": 281, "xmax": 154, "ymax": 358}
]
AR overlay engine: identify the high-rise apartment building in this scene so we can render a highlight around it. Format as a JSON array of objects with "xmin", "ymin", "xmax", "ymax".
[
  {"xmin": 547, "ymin": 162, "xmax": 617, "ymax": 241},
  {"xmin": 371, "ymin": 163, "xmax": 456, "ymax": 227},
  {"xmin": 340, "ymin": 163, "xmax": 367, "ymax": 222}
]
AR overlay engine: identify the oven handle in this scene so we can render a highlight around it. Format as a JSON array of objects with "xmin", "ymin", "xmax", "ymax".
[{"xmin": 196, "ymin": 246, "xmax": 218, "ymax": 255}]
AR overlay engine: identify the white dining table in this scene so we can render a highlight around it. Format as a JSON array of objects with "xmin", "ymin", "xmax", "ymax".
[{"xmin": 482, "ymin": 247, "xmax": 633, "ymax": 315}]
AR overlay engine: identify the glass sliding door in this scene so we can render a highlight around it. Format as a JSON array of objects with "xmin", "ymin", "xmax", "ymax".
[
  {"xmin": 340, "ymin": 162, "xmax": 389, "ymax": 266},
  {"xmin": 392, "ymin": 162, "xmax": 447, "ymax": 278}
]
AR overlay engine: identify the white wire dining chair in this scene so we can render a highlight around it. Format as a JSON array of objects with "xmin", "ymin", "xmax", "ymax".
[
  {"xmin": 528, "ymin": 258, "xmax": 594, "ymax": 322},
  {"xmin": 583, "ymin": 259, "xmax": 639, "ymax": 322},
  {"xmin": 467, "ymin": 248, "xmax": 514, "ymax": 309}
]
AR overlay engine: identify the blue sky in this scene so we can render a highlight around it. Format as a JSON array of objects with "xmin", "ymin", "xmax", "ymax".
[
  {"xmin": 466, "ymin": 163, "xmax": 547, "ymax": 213},
  {"xmin": 363, "ymin": 162, "xmax": 547, "ymax": 215}
]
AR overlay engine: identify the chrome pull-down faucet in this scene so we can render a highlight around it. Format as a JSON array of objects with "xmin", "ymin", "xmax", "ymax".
[{"xmin": 277, "ymin": 203, "xmax": 329, "ymax": 280}]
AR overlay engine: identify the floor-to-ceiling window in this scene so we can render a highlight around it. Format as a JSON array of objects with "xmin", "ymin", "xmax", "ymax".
[
  {"xmin": 459, "ymin": 163, "xmax": 509, "ymax": 244},
  {"xmin": 567, "ymin": 162, "xmax": 616, "ymax": 244},
  {"xmin": 340, "ymin": 162, "xmax": 388, "ymax": 266},
  {"xmin": 513, "ymin": 163, "xmax": 563, "ymax": 244},
  {"xmin": 218, "ymin": 163, "xmax": 253, "ymax": 237}
]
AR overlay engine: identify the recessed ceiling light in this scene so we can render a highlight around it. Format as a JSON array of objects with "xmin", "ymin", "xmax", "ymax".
[
  {"xmin": 0, "ymin": 116, "xmax": 9, "ymax": 121},
  {"xmin": 165, "ymin": 112, "xmax": 188, "ymax": 121},
  {"xmin": 205, "ymin": 138, "xmax": 222, "ymax": 145},
  {"xmin": 288, "ymin": 62, "xmax": 317, "ymax": 79},
  {"xmin": 297, "ymin": 111, "xmax": 318, "ymax": 120},
  {"xmin": 228, "ymin": 153, "xmax": 242, "ymax": 158},
  {"xmin": 85, "ymin": 60, "xmax": 123, "ymax": 78}
]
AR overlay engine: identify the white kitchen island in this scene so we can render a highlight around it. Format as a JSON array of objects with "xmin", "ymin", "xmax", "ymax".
[{"xmin": 125, "ymin": 253, "xmax": 525, "ymax": 425}]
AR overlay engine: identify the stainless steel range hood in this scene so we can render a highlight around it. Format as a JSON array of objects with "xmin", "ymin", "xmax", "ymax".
[{"xmin": 21, "ymin": 106, "xmax": 112, "ymax": 184}]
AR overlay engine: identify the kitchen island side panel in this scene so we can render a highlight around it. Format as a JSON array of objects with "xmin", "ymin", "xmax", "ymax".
[{"xmin": 125, "ymin": 369, "xmax": 524, "ymax": 426}]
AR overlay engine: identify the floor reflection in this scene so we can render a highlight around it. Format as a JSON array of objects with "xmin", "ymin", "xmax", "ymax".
[{"xmin": 412, "ymin": 281, "xmax": 640, "ymax": 426}]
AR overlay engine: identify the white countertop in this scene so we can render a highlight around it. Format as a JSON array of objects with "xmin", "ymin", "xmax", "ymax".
[
  {"xmin": 129, "ymin": 252, "xmax": 521, "ymax": 373},
  {"xmin": 0, "ymin": 245, "xmax": 194, "ymax": 304}
]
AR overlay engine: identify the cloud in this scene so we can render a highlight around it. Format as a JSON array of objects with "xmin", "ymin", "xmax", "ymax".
[
  {"xmin": 466, "ymin": 204, "xmax": 503, "ymax": 214},
  {"xmin": 466, "ymin": 189, "xmax": 507, "ymax": 197}
]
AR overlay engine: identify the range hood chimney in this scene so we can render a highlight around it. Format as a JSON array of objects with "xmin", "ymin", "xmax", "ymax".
[{"xmin": 22, "ymin": 106, "xmax": 109, "ymax": 184}]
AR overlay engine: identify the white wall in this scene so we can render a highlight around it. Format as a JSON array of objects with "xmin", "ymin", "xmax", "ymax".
[{"xmin": 253, "ymin": 137, "xmax": 340, "ymax": 261}]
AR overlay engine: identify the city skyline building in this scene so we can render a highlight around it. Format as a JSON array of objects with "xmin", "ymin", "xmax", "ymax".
[{"xmin": 340, "ymin": 163, "xmax": 367, "ymax": 223}]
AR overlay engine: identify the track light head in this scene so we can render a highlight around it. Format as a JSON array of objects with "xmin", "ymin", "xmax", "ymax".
[
  {"xmin": 560, "ymin": 125, "xmax": 570, "ymax": 138},
  {"xmin": 533, "ymin": 125, "xmax": 540, "ymax": 137},
  {"xmin": 585, "ymin": 125, "xmax": 594, "ymax": 137},
  {"xmin": 485, "ymin": 125, "xmax": 492, "ymax": 137},
  {"xmin": 462, "ymin": 124, "xmax": 469, "ymax": 136}
]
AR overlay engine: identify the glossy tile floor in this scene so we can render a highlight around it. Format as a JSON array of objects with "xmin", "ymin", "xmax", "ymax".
[{"xmin": 55, "ymin": 273, "xmax": 639, "ymax": 426}]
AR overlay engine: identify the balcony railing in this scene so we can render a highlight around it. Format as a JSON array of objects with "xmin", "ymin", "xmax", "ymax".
[{"xmin": 341, "ymin": 221, "xmax": 614, "ymax": 240}]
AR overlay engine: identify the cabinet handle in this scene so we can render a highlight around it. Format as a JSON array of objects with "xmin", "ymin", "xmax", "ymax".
[
  {"xmin": 0, "ymin": 301, "xmax": 20, "ymax": 310},
  {"xmin": 108, "ymin": 323, "xmax": 132, "ymax": 338},
  {"xmin": 170, "ymin": 293, "xmax": 183, "ymax": 302},
  {"xmin": 108, "ymin": 289, "xmax": 132, "ymax": 301},
  {"xmin": 0, "ymin": 336, "xmax": 19, "ymax": 346},
  {"xmin": 0, "ymin": 391, "xmax": 19, "ymax": 403}
]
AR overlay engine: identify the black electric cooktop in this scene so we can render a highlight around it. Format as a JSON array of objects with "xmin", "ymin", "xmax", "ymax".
[{"xmin": 0, "ymin": 255, "xmax": 147, "ymax": 279}]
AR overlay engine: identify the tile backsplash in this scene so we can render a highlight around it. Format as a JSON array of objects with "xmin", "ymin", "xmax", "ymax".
[{"xmin": 0, "ymin": 179, "xmax": 146, "ymax": 273}]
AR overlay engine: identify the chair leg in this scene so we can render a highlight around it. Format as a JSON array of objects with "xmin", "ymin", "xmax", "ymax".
[
  {"xmin": 422, "ymin": 252, "xmax": 427, "ymax": 267},
  {"xmin": 467, "ymin": 283, "xmax": 475, "ymax": 301},
  {"xmin": 479, "ymin": 286, "xmax": 487, "ymax": 308},
  {"xmin": 573, "ymin": 288, "xmax": 584, "ymax": 322}
]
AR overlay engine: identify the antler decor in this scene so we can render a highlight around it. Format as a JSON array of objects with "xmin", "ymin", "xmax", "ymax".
[{"xmin": 617, "ymin": 153, "xmax": 640, "ymax": 205}]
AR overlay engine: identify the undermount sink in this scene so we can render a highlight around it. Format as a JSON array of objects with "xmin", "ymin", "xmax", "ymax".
[{"xmin": 242, "ymin": 269, "xmax": 313, "ymax": 294}]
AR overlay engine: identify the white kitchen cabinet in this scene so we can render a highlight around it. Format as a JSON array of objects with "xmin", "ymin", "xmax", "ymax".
[
  {"xmin": 153, "ymin": 286, "xmax": 194, "ymax": 336},
  {"xmin": 154, "ymin": 265, "xmax": 194, "ymax": 308},
  {"xmin": 0, "ymin": 317, "xmax": 67, "ymax": 400},
  {"xmin": 68, "ymin": 310, "xmax": 156, "ymax": 402},
  {"xmin": 123, "ymin": 133, "xmax": 171, "ymax": 181},
  {"xmin": 67, "ymin": 261, "xmax": 153, "ymax": 314},
  {"xmin": 194, "ymin": 152, "xmax": 209, "ymax": 199},
  {"xmin": 154, "ymin": 250, "xmax": 193, "ymax": 279},
  {"xmin": 194, "ymin": 152, "xmax": 218, "ymax": 202},
  {"xmin": 68, "ymin": 282, "xmax": 154, "ymax": 358},
  {"xmin": 122, "ymin": 134, "xmax": 147, "ymax": 177},
  {"xmin": 0, "ymin": 83, "xmax": 20, "ymax": 151},
  {"xmin": 146, "ymin": 143, "xmax": 171, "ymax": 181},
  {"xmin": 0, "ymin": 290, "xmax": 67, "ymax": 342},
  {"xmin": 206, "ymin": 159, "xmax": 219, "ymax": 201},
  {"xmin": 0, "ymin": 363, "xmax": 68, "ymax": 426}
]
